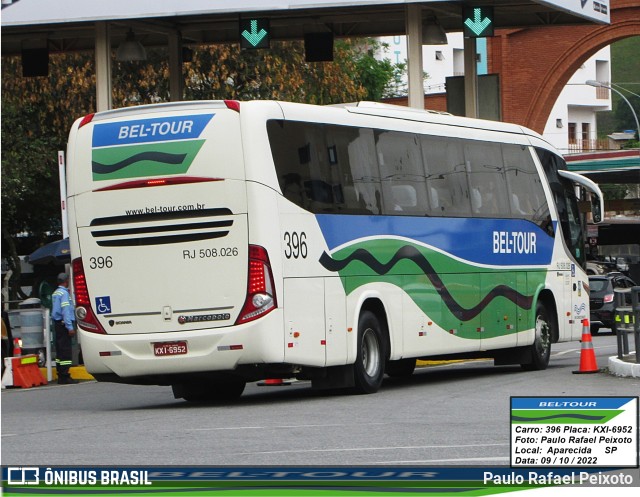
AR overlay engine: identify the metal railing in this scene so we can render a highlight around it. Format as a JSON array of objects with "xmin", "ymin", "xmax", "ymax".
[
  {"xmin": 614, "ymin": 287, "xmax": 640, "ymax": 363},
  {"xmin": 566, "ymin": 138, "xmax": 610, "ymax": 153}
]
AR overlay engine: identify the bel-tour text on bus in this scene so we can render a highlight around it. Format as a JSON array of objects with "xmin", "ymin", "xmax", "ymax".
[
  {"xmin": 117, "ymin": 120, "xmax": 194, "ymax": 140},
  {"xmin": 493, "ymin": 230, "xmax": 537, "ymax": 255}
]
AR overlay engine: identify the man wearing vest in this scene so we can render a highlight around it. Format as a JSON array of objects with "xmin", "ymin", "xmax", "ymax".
[{"xmin": 52, "ymin": 272, "xmax": 78, "ymax": 384}]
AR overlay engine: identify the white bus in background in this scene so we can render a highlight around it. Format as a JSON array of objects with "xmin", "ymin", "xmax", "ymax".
[{"xmin": 66, "ymin": 100, "xmax": 603, "ymax": 402}]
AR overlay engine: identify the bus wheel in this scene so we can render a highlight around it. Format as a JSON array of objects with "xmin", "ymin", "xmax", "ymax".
[
  {"xmin": 522, "ymin": 302, "xmax": 552, "ymax": 371},
  {"xmin": 385, "ymin": 358, "xmax": 416, "ymax": 378},
  {"xmin": 353, "ymin": 310, "xmax": 386, "ymax": 394}
]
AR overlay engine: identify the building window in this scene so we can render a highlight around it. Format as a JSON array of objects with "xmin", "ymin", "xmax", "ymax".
[{"xmin": 568, "ymin": 123, "xmax": 577, "ymax": 145}]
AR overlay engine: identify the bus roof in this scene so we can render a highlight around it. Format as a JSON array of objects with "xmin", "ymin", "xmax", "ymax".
[{"xmin": 81, "ymin": 99, "xmax": 548, "ymax": 145}]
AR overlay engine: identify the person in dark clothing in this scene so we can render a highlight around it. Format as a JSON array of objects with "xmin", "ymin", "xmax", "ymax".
[{"xmin": 51, "ymin": 273, "xmax": 78, "ymax": 384}]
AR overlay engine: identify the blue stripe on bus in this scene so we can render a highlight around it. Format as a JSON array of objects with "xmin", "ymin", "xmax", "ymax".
[
  {"xmin": 92, "ymin": 114, "xmax": 214, "ymax": 147},
  {"xmin": 315, "ymin": 215, "xmax": 555, "ymax": 266}
]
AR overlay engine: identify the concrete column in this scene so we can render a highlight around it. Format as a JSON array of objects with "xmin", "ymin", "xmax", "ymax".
[
  {"xmin": 406, "ymin": 4, "xmax": 424, "ymax": 109},
  {"xmin": 168, "ymin": 32, "xmax": 184, "ymax": 102},
  {"xmin": 95, "ymin": 22, "xmax": 112, "ymax": 111},
  {"xmin": 464, "ymin": 36, "xmax": 478, "ymax": 118}
]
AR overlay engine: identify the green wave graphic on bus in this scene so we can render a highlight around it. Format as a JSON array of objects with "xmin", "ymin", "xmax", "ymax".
[
  {"xmin": 92, "ymin": 140, "xmax": 205, "ymax": 181},
  {"xmin": 320, "ymin": 239, "xmax": 547, "ymax": 340}
]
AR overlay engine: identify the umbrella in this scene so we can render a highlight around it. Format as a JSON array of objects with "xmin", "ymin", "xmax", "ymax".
[{"xmin": 28, "ymin": 238, "xmax": 70, "ymax": 265}]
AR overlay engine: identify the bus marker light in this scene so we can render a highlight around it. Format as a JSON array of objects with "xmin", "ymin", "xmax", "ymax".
[
  {"xmin": 428, "ymin": 321, "xmax": 433, "ymax": 326},
  {"xmin": 347, "ymin": 327, "xmax": 353, "ymax": 332},
  {"xmin": 99, "ymin": 351, "xmax": 122, "ymax": 357},
  {"xmin": 293, "ymin": 332, "xmax": 300, "ymax": 338},
  {"xmin": 224, "ymin": 100, "xmax": 241, "ymax": 112},
  {"xmin": 95, "ymin": 176, "xmax": 222, "ymax": 192},
  {"xmin": 288, "ymin": 343, "xmax": 294, "ymax": 348},
  {"xmin": 79, "ymin": 113, "xmax": 95, "ymax": 128},
  {"xmin": 320, "ymin": 340, "xmax": 326, "ymax": 345},
  {"xmin": 217, "ymin": 345, "xmax": 244, "ymax": 351},
  {"xmin": 418, "ymin": 331, "xmax": 426, "ymax": 337}
]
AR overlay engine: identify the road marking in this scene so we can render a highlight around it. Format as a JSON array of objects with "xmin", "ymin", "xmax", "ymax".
[
  {"xmin": 373, "ymin": 456, "xmax": 510, "ymax": 464},
  {"xmin": 190, "ymin": 423, "xmax": 391, "ymax": 431},
  {"xmin": 553, "ymin": 348, "xmax": 580, "ymax": 356},
  {"xmin": 234, "ymin": 443, "xmax": 509, "ymax": 455}
]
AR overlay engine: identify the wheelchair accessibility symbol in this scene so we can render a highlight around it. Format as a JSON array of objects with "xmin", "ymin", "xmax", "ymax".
[{"xmin": 96, "ymin": 296, "xmax": 112, "ymax": 314}]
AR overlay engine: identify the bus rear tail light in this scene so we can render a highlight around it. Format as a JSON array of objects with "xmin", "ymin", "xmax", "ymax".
[
  {"xmin": 236, "ymin": 245, "xmax": 277, "ymax": 325},
  {"xmin": 72, "ymin": 258, "xmax": 107, "ymax": 334}
]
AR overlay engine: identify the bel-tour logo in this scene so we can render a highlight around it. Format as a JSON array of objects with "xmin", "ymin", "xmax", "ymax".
[{"xmin": 90, "ymin": 114, "xmax": 214, "ymax": 182}]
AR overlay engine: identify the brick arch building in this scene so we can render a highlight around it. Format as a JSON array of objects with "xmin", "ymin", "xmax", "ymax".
[
  {"xmin": 415, "ymin": 0, "xmax": 640, "ymax": 134},
  {"xmin": 492, "ymin": 0, "xmax": 640, "ymax": 133}
]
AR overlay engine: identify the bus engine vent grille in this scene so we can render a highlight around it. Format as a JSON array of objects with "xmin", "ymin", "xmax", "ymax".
[{"xmin": 89, "ymin": 208, "xmax": 233, "ymax": 247}]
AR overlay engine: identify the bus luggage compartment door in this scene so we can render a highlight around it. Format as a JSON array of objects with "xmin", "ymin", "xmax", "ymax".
[{"xmin": 283, "ymin": 278, "xmax": 326, "ymax": 367}]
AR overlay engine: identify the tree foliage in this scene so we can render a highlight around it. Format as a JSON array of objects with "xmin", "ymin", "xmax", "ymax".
[
  {"xmin": 1, "ymin": 39, "xmax": 404, "ymax": 296},
  {"xmin": 613, "ymin": 94, "xmax": 640, "ymax": 140},
  {"xmin": 2, "ymin": 52, "xmax": 97, "ymax": 299},
  {"xmin": 599, "ymin": 184, "xmax": 630, "ymax": 201}
]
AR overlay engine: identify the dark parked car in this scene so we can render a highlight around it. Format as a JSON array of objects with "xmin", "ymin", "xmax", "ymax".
[{"xmin": 589, "ymin": 273, "xmax": 636, "ymax": 334}]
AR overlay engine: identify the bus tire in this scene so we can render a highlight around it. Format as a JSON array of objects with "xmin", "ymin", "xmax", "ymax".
[
  {"xmin": 353, "ymin": 310, "xmax": 386, "ymax": 394},
  {"xmin": 522, "ymin": 301, "xmax": 552, "ymax": 371},
  {"xmin": 385, "ymin": 358, "xmax": 416, "ymax": 378}
]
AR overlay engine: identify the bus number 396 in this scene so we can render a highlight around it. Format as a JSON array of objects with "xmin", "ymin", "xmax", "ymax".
[
  {"xmin": 89, "ymin": 256, "xmax": 113, "ymax": 269},
  {"xmin": 284, "ymin": 231, "xmax": 307, "ymax": 259}
]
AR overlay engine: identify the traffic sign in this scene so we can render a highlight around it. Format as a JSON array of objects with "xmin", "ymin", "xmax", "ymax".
[
  {"xmin": 462, "ymin": 6, "xmax": 494, "ymax": 38},
  {"xmin": 239, "ymin": 18, "xmax": 270, "ymax": 49}
]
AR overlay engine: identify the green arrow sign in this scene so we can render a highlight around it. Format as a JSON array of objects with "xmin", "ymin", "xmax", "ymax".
[
  {"xmin": 462, "ymin": 6, "xmax": 494, "ymax": 38},
  {"xmin": 240, "ymin": 18, "xmax": 270, "ymax": 49}
]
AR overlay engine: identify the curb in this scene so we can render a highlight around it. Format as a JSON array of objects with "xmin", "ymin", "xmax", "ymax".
[
  {"xmin": 607, "ymin": 355, "xmax": 640, "ymax": 378},
  {"xmin": 37, "ymin": 358, "xmax": 638, "ymax": 381},
  {"xmin": 39, "ymin": 366, "xmax": 94, "ymax": 381}
]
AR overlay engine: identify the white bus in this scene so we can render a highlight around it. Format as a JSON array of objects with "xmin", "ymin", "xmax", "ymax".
[{"xmin": 66, "ymin": 100, "xmax": 603, "ymax": 402}]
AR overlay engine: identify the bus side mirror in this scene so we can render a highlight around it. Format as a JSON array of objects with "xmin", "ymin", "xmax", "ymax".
[{"xmin": 591, "ymin": 196, "xmax": 602, "ymax": 223}]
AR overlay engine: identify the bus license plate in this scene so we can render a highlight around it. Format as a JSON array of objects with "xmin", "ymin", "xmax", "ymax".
[{"xmin": 153, "ymin": 341, "xmax": 188, "ymax": 356}]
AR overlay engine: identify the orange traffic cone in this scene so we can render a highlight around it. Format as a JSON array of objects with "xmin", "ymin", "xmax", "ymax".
[
  {"xmin": 573, "ymin": 319, "xmax": 600, "ymax": 374},
  {"xmin": 12, "ymin": 338, "xmax": 21, "ymax": 357},
  {"xmin": 257, "ymin": 378, "xmax": 291, "ymax": 386}
]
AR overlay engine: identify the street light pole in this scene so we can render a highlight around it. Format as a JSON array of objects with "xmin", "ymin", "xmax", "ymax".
[{"xmin": 586, "ymin": 79, "xmax": 640, "ymax": 142}]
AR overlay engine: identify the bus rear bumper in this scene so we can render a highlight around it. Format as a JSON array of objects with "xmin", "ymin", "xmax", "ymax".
[{"xmin": 79, "ymin": 311, "xmax": 284, "ymax": 380}]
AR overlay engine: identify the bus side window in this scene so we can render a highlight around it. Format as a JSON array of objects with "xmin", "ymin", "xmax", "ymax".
[
  {"xmin": 282, "ymin": 173, "xmax": 307, "ymax": 207},
  {"xmin": 422, "ymin": 136, "xmax": 471, "ymax": 217},
  {"xmin": 504, "ymin": 144, "xmax": 550, "ymax": 228},
  {"xmin": 464, "ymin": 141, "xmax": 508, "ymax": 217}
]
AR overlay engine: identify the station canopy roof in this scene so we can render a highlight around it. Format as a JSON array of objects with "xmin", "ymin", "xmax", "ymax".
[
  {"xmin": 1, "ymin": 0, "xmax": 611, "ymax": 55},
  {"xmin": 565, "ymin": 150, "xmax": 640, "ymax": 184}
]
